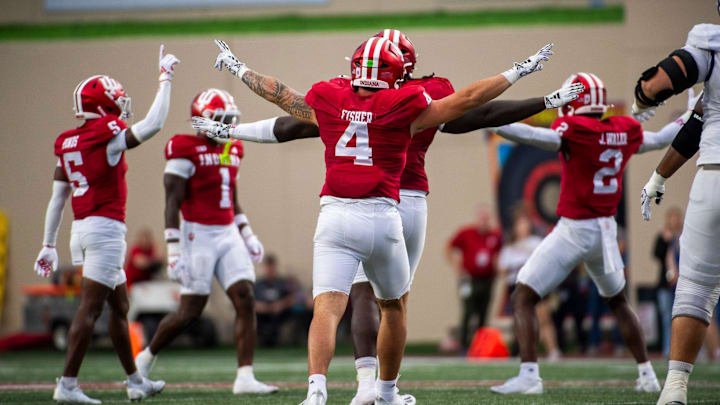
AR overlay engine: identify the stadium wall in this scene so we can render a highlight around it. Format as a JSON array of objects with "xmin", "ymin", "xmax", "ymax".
[{"xmin": 0, "ymin": 0, "xmax": 710, "ymax": 342}]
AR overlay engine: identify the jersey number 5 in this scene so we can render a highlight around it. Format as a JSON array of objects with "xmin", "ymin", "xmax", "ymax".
[
  {"xmin": 63, "ymin": 152, "xmax": 90, "ymax": 197},
  {"xmin": 593, "ymin": 148, "xmax": 623, "ymax": 194},
  {"xmin": 336, "ymin": 121, "xmax": 373, "ymax": 166}
]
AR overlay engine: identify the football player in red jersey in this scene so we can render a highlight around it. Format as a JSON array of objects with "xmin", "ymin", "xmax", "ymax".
[
  {"xmin": 33, "ymin": 45, "xmax": 179, "ymax": 404},
  {"xmin": 193, "ymin": 29, "xmax": 582, "ymax": 405},
  {"xmin": 133, "ymin": 89, "xmax": 277, "ymax": 395},
  {"xmin": 485, "ymin": 72, "xmax": 695, "ymax": 395},
  {"xmin": 195, "ymin": 37, "xmax": 554, "ymax": 405}
]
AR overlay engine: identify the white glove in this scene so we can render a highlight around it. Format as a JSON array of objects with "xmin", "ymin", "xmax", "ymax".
[
  {"xmin": 34, "ymin": 246, "xmax": 58, "ymax": 277},
  {"xmin": 641, "ymin": 171, "xmax": 667, "ymax": 221},
  {"xmin": 214, "ymin": 40, "xmax": 249, "ymax": 78},
  {"xmin": 158, "ymin": 44, "xmax": 180, "ymax": 82},
  {"xmin": 502, "ymin": 43, "xmax": 553, "ymax": 84},
  {"xmin": 686, "ymin": 87, "xmax": 703, "ymax": 111},
  {"xmin": 243, "ymin": 234, "xmax": 264, "ymax": 263},
  {"xmin": 166, "ymin": 242, "xmax": 185, "ymax": 283},
  {"xmin": 632, "ymin": 101, "xmax": 657, "ymax": 122},
  {"xmin": 191, "ymin": 116, "xmax": 231, "ymax": 139},
  {"xmin": 544, "ymin": 82, "xmax": 585, "ymax": 109}
]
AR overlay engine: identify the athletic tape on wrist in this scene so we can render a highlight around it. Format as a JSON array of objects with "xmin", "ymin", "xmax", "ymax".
[{"xmin": 164, "ymin": 228, "xmax": 181, "ymax": 241}]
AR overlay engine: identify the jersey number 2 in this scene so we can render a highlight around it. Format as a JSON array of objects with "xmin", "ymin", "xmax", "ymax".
[
  {"xmin": 336, "ymin": 122, "xmax": 372, "ymax": 166},
  {"xmin": 63, "ymin": 152, "xmax": 89, "ymax": 197},
  {"xmin": 593, "ymin": 148, "xmax": 623, "ymax": 194}
]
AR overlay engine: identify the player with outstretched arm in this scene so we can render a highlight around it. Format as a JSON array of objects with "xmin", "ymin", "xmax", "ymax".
[
  {"xmin": 191, "ymin": 30, "xmax": 582, "ymax": 405},
  {"xmin": 194, "ymin": 37, "xmax": 555, "ymax": 405},
  {"xmin": 133, "ymin": 89, "xmax": 277, "ymax": 395},
  {"xmin": 33, "ymin": 45, "xmax": 179, "ymax": 404},
  {"xmin": 487, "ymin": 72, "xmax": 693, "ymax": 395},
  {"xmin": 634, "ymin": 8, "xmax": 720, "ymax": 404}
]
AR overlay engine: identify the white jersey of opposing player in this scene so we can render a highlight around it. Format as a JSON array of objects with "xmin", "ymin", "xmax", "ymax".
[{"xmin": 684, "ymin": 24, "xmax": 720, "ymax": 165}]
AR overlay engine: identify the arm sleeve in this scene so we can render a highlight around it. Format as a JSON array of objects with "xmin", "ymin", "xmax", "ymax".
[
  {"xmin": 493, "ymin": 123, "xmax": 562, "ymax": 151},
  {"xmin": 130, "ymin": 80, "xmax": 172, "ymax": 143},
  {"xmin": 638, "ymin": 118, "xmax": 685, "ymax": 153},
  {"xmin": 164, "ymin": 158, "xmax": 195, "ymax": 179},
  {"xmin": 229, "ymin": 117, "xmax": 279, "ymax": 143},
  {"xmin": 43, "ymin": 180, "xmax": 71, "ymax": 246}
]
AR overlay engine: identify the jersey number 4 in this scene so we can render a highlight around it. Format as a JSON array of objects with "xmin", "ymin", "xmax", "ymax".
[
  {"xmin": 336, "ymin": 122, "xmax": 373, "ymax": 166},
  {"xmin": 593, "ymin": 148, "xmax": 623, "ymax": 194}
]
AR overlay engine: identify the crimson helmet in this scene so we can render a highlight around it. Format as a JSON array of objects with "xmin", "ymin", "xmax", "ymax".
[
  {"xmin": 191, "ymin": 88, "xmax": 241, "ymax": 125},
  {"xmin": 73, "ymin": 75, "xmax": 131, "ymax": 120},
  {"xmin": 373, "ymin": 29, "xmax": 418, "ymax": 77},
  {"xmin": 559, "ymin": 72, "xmax": 609, "ymax": 117},
  {"xmin": 350, "ymin": 37, "xmax": 405, "ymax": 90}
]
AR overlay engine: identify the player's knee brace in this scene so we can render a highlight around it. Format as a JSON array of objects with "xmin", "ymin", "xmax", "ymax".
[
  {"xmin": 635, "ymin": 49, "xmax": 699, "ymax": 106},
  {"xmin": 672, "ymin": 273, "xmax": 720, "ymax": 324}
]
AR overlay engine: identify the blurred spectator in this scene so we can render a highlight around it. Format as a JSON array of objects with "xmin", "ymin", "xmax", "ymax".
[
  {"xmin": 285, "ymin": 274, "xmax": 313, "ymax": 345},
  {"xmin": 654, "ymin": 207, "xmax": 682, "ymax": 356},
  {"xmin": 497, "ymin": 209, "xmax": 561, "ymax": 360},
  {"xmin": 254, "ymin": 254, "xmax": 295, "ymax": 347},
  {"xmin": 552, "ymin": 269, "xmax": 589, "ymax": 354},
  {"xmin": 125, "ymin": 227, "xmax": 163, "ymax": 289},
  {"xmin": 446, "ymin": 205, "xmax": 502, "ymax": 349}
]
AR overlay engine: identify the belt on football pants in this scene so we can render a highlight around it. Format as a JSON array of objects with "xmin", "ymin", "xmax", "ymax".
[{"xmin": 701, "ymin": 164, "xmax": 720, "ymax": 170}]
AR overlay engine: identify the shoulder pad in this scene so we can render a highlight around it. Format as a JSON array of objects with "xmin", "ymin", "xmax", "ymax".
[
  {"xmin": 686, "ymin": 24, "xmax": 720, "ymax": 51},
  {"xmin": 404, "ymin": 76, "xmax": 454, "ymax": 100},
  {"xmin": 165, "ymin": 134, "xmax": 205, "ymax": 160},
  {"xmin": 230, "ymin": 140, "xmax": 244, "ymax": 159}
]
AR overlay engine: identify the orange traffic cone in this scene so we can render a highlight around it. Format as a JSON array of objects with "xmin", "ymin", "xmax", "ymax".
[
  {"xmin": 467, "ymin": 327, "xmax": 509, "ymax": 359},
  {"xmin": 128, "ymin": 321, "xmax": 145, "ymax": 358}
]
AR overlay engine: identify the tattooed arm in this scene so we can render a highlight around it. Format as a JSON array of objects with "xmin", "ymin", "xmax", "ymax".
[{"xmin": 214, "ymin": 40, "xmax": 317, "ymax": 125}]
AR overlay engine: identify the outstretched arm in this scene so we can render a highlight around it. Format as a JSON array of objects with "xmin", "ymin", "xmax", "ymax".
[
  {"xmin": 411, "ymin": 43, "xmax": 554, "ymax": 132},
  {"xmin": 441, "ymin": 82, "xmax": 583, "ymax": 134},
  {"xmin": 492, "ymin": 123, "xmax": 561, "ymax": 152},
  {"xmin": 213, "ymin": 40, "xmax": 317, "ymax": 125},
  {"xmin": 192, "ymin": 115, "xmax": 320, "ymax": 142}
]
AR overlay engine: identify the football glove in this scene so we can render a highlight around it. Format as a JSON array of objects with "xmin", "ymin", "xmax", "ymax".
[
  {"xmin": 544, "ymin": 82, "xmax": 585, "ymax": 109},
  {"xmin": 686, "ymin": 87, "xmax": 702, "ymax": 111},
  {"xmin": 34, "ymin": 246, "xmax": 58, "ymax": 277},
  {"xmin": 158, "ymin": 44, "xmax": 180, "ymax": 82},
  {"xmin": 214, "ymin": 40, "xmax": 249, "ymax": 78},
  {"xmin": 191, "ymin": 116, "xmax": 231, "ymax": 139},
  {"xmin": 641, "ymin": 171, "xmax": 667, "ymax": 221},
  {"xmin": 166, "ymin": 242, "xmax": 185, "ymax": 283},
  {"xmin": 502, "ymin": 43, "xmax": 553, "ymax": 84},
  {"xmin": 243, "ymin": 234, "xmax": 264, "ymax": 263}
]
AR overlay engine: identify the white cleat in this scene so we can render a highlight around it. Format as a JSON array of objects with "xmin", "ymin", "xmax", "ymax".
[
  {"xmin": 490, "ymin": 375, "xmax": 543, "ymax": 394},
  {"xmin": 53, "ymin": 379, "xmax": 102, "ymax": 404},
  {"xmin": 375, "ymin": 394, "xmax": 412, "ymax": 405},
  {"xmin": 233, "ymin": 377, "xmax": 278, "ymax": 394},
  {"xmin": 400, "ymin": 394, "xmax": 416, "ymax": 404},
  {"xmin": 350, "ymin": 388, "xmax": 375, "ymax": 405},
  {"xmin": 656, "ymin": 374, "xmax": 688, "ymax": 405},
  {"xmin": 126, "ymin": 376, "xmax": 165, "ymax": 401},
  {"xmin": 300, "ymin": 390, "xmax": 326, "ymax": 405},
  {"xmin": 134, "ymin": 348, "xmax": 156, "ymax": 378},
  {"xmin": 636, "ymin": 375, "xmax": 662, "ymax": 393}
]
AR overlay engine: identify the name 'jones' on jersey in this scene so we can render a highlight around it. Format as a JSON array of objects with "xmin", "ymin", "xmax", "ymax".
[{"xmin": 165, "ymin": 134, "xmax": 244, "ymax": 226}]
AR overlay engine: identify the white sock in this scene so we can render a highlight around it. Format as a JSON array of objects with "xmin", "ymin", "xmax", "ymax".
[
  {"xmin": 127, "ymin": 371, "xmax": 143, "ymax": 385},
  {"xmin": 59, "ymin": 376, "xmax": 78, "ymax": 389},
  {"xmin": 355, "ymin": 357, "xmax": 377, "ymax": 392},
  {"xmin": 638, "ymin": 361, "xmax": 655, "ymax": 379},
  {"xmin": 237, "ymin": 365, "xmax": 254, "ymax": 380},
  {"xmin": 308, "ymin": 374, "xmax": 327, "ymax": 398},
  {"xmin": 143, "ymin": 347, "xmax": 156, "ymax": 359},
  {"xmin": 520, "ymin": 362, "xmax": 540, "ymax": 379},
  {"xmin": 668, "ymin": 360, "xmax": 694, "ymax": 374},
  {"xmin": 377, "ymin": 377, "xmax": 398, "ymax": 402}
]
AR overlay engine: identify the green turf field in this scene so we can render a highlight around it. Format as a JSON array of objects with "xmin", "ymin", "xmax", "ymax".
[{"xmin": 1, "ymin": 346, "xmax": 719, "ymax": 404}]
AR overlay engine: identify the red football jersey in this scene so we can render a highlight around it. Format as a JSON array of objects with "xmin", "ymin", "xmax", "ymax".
[
  {"xmin": 165, "ymin": 135, "xmax": 244, "ymax": 225},
  {"xmin": 305, "ymin": 80, "xmax": 431, "ymax": 201},
  {"xmin": 449, "ymin": 227, "xmax": 502, "ymax": 278},
  {"xmin": 552, "ymin": 115, "xmax": 644, "ymax": 219},
  {"xmin": 54, "ymin": 114, "xmax": 128, "ymax": 222},
  {"xmin": 399, "ymin": 76, "xmax": 455, "ymax": 193},
  {"xmin": 327, "ymin": 76, "xmax": 455, "ymax": 194}
]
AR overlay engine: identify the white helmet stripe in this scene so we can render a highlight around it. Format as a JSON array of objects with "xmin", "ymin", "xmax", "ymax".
[
  {"xmin": 392, "ymin": 29, "xmax": 400, "ymax": 45},
  {"xmin": 578, "ymin": 72, "xmax": 597, "ymax": 106},
  {"xmin": 361, "ymin": 37, "xmax": 376, "ymax": 80},
  {"xmin": 371, "ymin": 37, "xmax": 387, "ymax": 80},
  {"xmin": 589, "ymin": 73, "xmax": 605, "ymax": 105},
  {"xmin": 383, "ymin": 29, "xmax": 390, "ymax": 40}
]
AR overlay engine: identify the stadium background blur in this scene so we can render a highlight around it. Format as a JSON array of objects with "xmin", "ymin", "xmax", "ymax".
[{"xmin": 0, "ymin": 0, "xmax": 710, "ymax": 346}]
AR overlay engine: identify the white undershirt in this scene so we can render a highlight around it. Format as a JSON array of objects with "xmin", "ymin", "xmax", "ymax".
[{"xmin": 164, "ymin": 158, "xmax": 196, "ymax": 179}]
